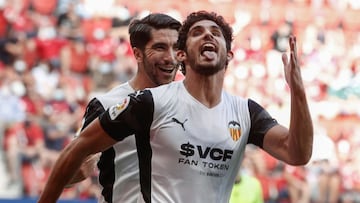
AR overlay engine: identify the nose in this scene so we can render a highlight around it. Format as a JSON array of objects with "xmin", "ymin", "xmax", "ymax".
[
  {"xmin": 203, "ymin": 29, "xmax": 214, "ymax": 40},
  {"xmin": 163, "ymin": 48, "xmax": 177, "ymax": 64}
]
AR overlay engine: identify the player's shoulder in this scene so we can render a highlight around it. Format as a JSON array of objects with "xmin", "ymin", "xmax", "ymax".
[
  {"xmin": 146, "ymin": 81, "xmax": 182, "ymax": 97},
  {"xmin": 95, "ymin": 83, "xmax": 131, "ymax": 100},
  {"xmin": 133, "ymin": 81, "xmax": 182, "ymax": 110},
  {"xmin": 100, "ymin": 82, "xmax": 133, "ymax": 98},
  {"xmin": 92, "ymin": 82, "xmax": 133, "ymax": 108},
  {"xmin": 222, "ymin": 91, "xmax": 248, "ymax": 105}
]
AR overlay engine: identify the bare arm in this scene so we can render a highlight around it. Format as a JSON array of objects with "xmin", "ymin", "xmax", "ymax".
[
  {"xmin": 65, "ymin": 153, "xmax": 100, "ymax": 187},
  {"xmin": 263, "ymin": 35, "xmax": 313, "ymax": 165},
  {"xmin": 66, "ymin": 98, "xmax": 106, "ymax": 187},
  {"xmin": 37, "ymin": 119, "xmax": 116, "ymax": 203}
]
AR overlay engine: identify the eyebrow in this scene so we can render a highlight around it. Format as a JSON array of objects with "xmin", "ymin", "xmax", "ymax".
[{"xmin": 190, "ymin": 25, "xmax": 221, "ymax": 32}]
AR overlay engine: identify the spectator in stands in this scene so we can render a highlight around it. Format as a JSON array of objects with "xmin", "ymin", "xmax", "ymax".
[
  {"xmin": 19, "ymin": 119, "xmax": 47, "ymax": 197},
  {"xmin": 56, "ymin": 2, "xmax": 83, "ymax": 39},
  {"xmin": 271, "ymin": 22, "xmax": 293, "ymax": 52},
  {"xmin": 230, "ymin": 147, "xmax": 264, "ymax": 203},
  {"xmin": 60, "ymin": 36, "xmax": 89, "ymax": 75},
  {"xmin": 1, "ymin": 0, "xmax": 360, "ymax": 201},
  {"xmin": 307, "ymin": 125, "xmax": 340, "ymax": 203},
  {"xmin": 283, "ymin": 164, "xmax": 310, "ymax": 203}
]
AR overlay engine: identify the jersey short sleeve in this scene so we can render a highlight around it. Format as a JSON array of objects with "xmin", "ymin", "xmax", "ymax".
[
  {"xmin": 75, "ymin": 98, "xmax": 105, "ymax": 138},
  {"xmin": 247, "ymin": 99, "xmax": 278, "ymax": 148},
  {"xmin": 99, "ymin": 90, "xmax": 155, "ymax": 141}
]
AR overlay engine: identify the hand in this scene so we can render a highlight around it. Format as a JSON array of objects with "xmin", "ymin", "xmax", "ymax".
[
  {"xmin": 282, "ymin": 35, "xmax": 304, "ymax": 92},
  {"xmin": 66, "ymin": 153, "xmax": 100, "ymax": 187},
  {"xmin": 81, "ymin": 153, "xmax": 100, "ymax": 176}
]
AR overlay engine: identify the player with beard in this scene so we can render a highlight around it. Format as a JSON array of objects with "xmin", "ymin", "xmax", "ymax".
[
  {"xmin": 63, "ymin": 13, "xmax": 181, "ymax": 203},
  {"xmin": 38, "ymin": 11, "xmax": 313, "ymax": 203}
]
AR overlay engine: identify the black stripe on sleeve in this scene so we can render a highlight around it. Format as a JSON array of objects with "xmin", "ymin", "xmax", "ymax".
[
  {"xmin": 81, "ymin": 98, "xmax": 106, "ymax": 131},
  {"xmin": 247, "ymin": 99, "xmax": 278, "ymax": 148},
  {"xmin": 98, "ymin": 90, "xmax": 154, "ymax": 141}
]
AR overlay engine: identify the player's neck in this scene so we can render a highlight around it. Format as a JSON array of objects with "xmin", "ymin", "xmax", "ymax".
[
  {"xmin": 183, "ymin": 71, "xmax": 224, "ymax": 108},
  {"xmin": 128, "ymin": 74, "xmax": 156, "ymax": 91}
]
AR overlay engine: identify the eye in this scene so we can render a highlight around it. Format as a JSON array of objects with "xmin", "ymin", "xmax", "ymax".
[
  {"xmin": 211, "ymin": 29, "xmax": 222, "ymax": 37},
  {"xmin": 153, "ymin": 44, "xmax": 167, "ymax": 51},
  {"xmin": 193, "ymin": 31, "xmax": 200, "ymax": 36},
  {"xmin": 191, "ymin": 29, "xmax": 203, "ymax": 36}
]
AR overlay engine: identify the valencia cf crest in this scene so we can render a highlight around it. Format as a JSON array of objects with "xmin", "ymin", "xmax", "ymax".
[
  {"xmin": 109, "ymin": 96, "xmax": 130, "ymax": 120},
  {"xmin": 228, "ymin": 121, "xmax": 241, "ymax": 141}
]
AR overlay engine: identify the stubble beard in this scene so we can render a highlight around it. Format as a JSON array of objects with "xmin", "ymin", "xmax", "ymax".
[
  {"xmin": 188, "ymin": 57, "xmax": 226, "ymax": 76},
  {"xmin": 142, "ymin": 57, "xmax": 161, "ymax": 86}
]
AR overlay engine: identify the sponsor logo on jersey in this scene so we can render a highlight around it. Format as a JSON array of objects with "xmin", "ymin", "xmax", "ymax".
[
  {"xmin": 109, "ymin": 97, "xmax": 130, "ymax": 120},
  {"xmin": 180, "ymin": 142, "xmax": 233, "ymax": 161},
  {"xmin": 172, "ymin": 117, "xmax": 188, "ymax": 131},
  {"xmin": 178, "ymin": 142, "xmax": 233, "ymax": 176},
  {"xmin": 228, "ymin": 121, "xmax": 241, "ymax": 141}
]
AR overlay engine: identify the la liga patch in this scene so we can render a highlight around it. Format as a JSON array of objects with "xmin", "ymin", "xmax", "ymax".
[{"xmin": 109, "ymin": 96, "xmax": 130, "ymax": 120}]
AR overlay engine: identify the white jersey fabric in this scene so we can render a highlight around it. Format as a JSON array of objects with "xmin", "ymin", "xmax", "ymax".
[
  {"xmin": 79, "ymin": 82, "xmax": 140, "ymax": 203},
  {"xmin": 99, "ymin": 80, "xmax": 278, "ymax": 203}
]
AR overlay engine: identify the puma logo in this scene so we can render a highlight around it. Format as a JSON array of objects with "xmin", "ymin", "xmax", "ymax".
[{"xmin": 172, "ymin": 118, "xmax": 188, "ymax": 131}]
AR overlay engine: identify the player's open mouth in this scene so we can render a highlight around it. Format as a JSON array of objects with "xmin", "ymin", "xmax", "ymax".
[
  {"xmin": 201, "ymin": 43, "xmax": 217, "ymax": 59},
  {"xmin": 159, "ymin": 66, "xmax": 176, "ymax": 73}
]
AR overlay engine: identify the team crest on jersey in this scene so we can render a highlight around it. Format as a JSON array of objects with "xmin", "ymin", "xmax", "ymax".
[
  {"xmin": 109, "ymin": 96, "xmax": 130, "ymax": 120},
  {"xmin": 228, "ymin": 121, "xmax": 241, "ymax": 141}
]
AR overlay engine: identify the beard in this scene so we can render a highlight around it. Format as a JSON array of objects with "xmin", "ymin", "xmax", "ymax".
[
  {"xmin": 188, "ymin": 56, "xmax": 227, "ymax": 76},
  {"xmin": 142, "ymin": 57, "xmax": 161, "ymax": 86}
]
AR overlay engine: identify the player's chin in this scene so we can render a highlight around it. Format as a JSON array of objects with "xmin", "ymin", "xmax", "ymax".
[{"xmin": 158, "ymin": 73, "xmax": 176, "ymax": 84}]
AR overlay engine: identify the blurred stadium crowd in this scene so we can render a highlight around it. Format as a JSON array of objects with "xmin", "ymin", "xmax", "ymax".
[{"xmin": 0, "ymin": 0, "xmax": 359, "ymax": 202}]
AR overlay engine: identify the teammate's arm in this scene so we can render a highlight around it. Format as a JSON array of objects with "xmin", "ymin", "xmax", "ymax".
[
  {"xmin": 38, "ymin": 91, "xmax": 152, "ymax": 203},
  {"xmin": 38, "ymin": 119, "xmax": 116, "ymax": 203},
  {"xmin": 65, "ymin": 98, "xmax": 105, "ymax": 187},
  {"xmin": 65, "ymin": 153, "xmax": 100, "ymax": 187}
]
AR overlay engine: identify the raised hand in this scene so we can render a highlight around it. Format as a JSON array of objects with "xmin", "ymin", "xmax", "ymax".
[{"xmin": 281, "ymin": 35, "xmax": 304, "ymax": 93}]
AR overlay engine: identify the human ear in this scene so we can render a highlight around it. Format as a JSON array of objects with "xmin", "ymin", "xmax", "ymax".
[
  {"xmin": 133, "ymin": 47, "xmax": 143, "ymax": 62},
  {"xmin": 176, "ymin": 50, "xmax": 186, "ymax": 63},
  {"xmin": 176, "ymin": 50, "xmax": 187, "ymax": 75},
  {"xmin": 226, "ymin": 51, "xmax": 234, "ymax": 65}
]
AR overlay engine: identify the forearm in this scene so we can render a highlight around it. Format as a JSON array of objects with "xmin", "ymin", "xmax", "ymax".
[
  {"xmin": 66, "ymin": 153, "xmax": 100, "ymax": 187},
  {"xmin": 38, "ymin": 143, "xmax": 89, "ymax": 203},
  {"xmin": 38, "ymin": 119, "xmax": 115, "ymax": 202},
  {"xmin": 288, "ymin": 89, "xmax": 313, "ymax": 165},
  {"xmin": 65, "ymin": 169, "xmax": 87, "ymax": 188}
]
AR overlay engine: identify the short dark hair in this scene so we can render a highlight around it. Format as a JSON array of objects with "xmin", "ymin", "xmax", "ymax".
[
  {"xmin": 177, "ymin": 11, "xmax": 233, "ymax": 52},
  {"xmin": 128, "ymin": 13, "xmax": 181, "ymax": 50}
]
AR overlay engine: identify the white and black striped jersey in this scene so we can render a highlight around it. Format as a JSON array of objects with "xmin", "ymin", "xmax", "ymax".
[
  {"xmin": 80, "ymin": 82, "xmax": 140, "ymax": 203},
  {"xmin": 99, "ymin": 80, "xmax": 278, "ymax": 203}
]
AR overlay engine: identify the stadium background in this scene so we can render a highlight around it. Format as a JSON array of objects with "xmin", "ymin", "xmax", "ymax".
[{"xmin": 0, "ymin": 0, "xmax": 359, "ymax": 202}]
